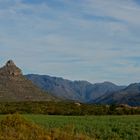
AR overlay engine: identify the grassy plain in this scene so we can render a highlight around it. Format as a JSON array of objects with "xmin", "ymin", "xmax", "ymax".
[
  {"xmin": 23, "ymin": 115, "xmax": 140, "ymax": 140},
  {"xmin": 0, "ymin": 115, "xmax": 139, "ymax": 139}
]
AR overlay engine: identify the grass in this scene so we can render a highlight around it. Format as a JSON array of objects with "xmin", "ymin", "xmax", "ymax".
[
  {"xmin": 0, "ymin": 114, "xmax": 91, "ymax": 140},
  {"xmin": 23, "ymin": 115, "xmax": 140, "ymax": 140},
  {"xmin": 0, "ymin": 115, "xmax": 139, "ymax": 140}
]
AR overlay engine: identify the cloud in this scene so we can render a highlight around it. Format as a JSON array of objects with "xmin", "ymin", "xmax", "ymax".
[{"xmin": 0, "ymin": 0, "xmax": 140, "ymax": 85}]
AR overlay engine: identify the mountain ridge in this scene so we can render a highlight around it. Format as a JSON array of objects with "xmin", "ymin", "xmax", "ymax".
[
  {"xmin": 0, "ymin": 60, "xmax": 55, "ymax": 101},
  {"xmin": 93, "ymin": 82, "xmax": 140, "ymax": 106},
  {"xmin": 0, "ymin": 60, "xmax": 139, "ymax": 106},
  {"xmin": 26, "ymin": 74, "xmax": 125, "ymax": 102}
]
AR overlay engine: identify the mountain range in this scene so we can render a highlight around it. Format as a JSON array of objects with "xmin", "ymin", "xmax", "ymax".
[
  {"xmin": 25, "ymin": 74, "xmax": 125, "ymax": 102},
  {"xmin": 93, "ymin": 83, "xmax": 140, "ymax": 106},
  {"xmin": 0, "ymin": 60, "xmax": 139, "ymax": 106},
  {"xmin": 26, "ymin": 74, "xmax": 140, "ymax": 106}
]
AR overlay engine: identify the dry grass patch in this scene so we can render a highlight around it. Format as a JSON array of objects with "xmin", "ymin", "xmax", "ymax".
[{"xmin": 0, "ymin": 114, "xmax": 91, "ymax": 140}]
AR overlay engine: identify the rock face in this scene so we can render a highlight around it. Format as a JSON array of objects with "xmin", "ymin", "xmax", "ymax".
[
  {"xmin": 0, "ymin": 60, "xmax": 55, "ymax": 101},
  {"xmin": 0, "ymin": 60, "xmax": 22, "ymax": 77}
]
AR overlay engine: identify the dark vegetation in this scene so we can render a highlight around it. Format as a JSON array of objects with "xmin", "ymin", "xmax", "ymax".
[{"xmin": 0, "ymin": 101, "xmax": 140, "ymax": 115}]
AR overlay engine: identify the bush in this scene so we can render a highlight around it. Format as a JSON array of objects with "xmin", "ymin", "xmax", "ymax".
[{"xmin": 0, "ymin": 101, "xmax": 139, "ymax": 115}]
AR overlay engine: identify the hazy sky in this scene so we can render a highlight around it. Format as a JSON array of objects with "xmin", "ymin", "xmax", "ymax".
[{"xmin": 0, "ymin": 0, "xmax": 140, "ymax": 85}]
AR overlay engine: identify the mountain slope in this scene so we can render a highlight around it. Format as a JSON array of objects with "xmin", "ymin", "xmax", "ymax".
[
  {"xmin": 26, "ymin": 74, "xmax": 125, "ymax": 102},
  {"xmin": 93, "ymin": 83, "xmax": 140, "ymax": 106},
  {"xmin": 0, "ymin": 60, "xmax": 55, "ymax": 101}
]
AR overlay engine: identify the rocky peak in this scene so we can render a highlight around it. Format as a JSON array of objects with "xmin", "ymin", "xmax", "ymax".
[
  {"xmin": 6, "ymin": 60, "xmax": 16, "ymax": 67},
  {"xmin": 0, "ymin": 60, "xmax": 22, "ymax": 77}
]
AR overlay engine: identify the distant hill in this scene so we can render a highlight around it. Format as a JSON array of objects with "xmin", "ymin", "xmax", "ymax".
[
  {"xmin": 1, "ymin": 60, "xmax": 139, "ymax": 105},
  {"xmin": 26, "ymin": 74, "xmax": 125, "ymax": 102},
  {"xmin": 0, "ymin": 60, "xmax": 55, "ymax": 101},
  {"xmin": 93, "ymin": 83, "xmax": 140, "ymax": 106}
]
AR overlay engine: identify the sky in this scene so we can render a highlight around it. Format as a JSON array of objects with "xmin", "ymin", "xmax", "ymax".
[{"xmin": 0, "ymin": 0, "xmax": 140, "ymax": 85}]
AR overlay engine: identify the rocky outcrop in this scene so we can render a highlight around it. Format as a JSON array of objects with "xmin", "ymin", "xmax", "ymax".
[
  {"xmin": 0, "ymin": 60, "xmax": 22, "ymax": 77},
  {"xmin": 0, "ymin": 60, "xmax": 55, "ymax": 101}
]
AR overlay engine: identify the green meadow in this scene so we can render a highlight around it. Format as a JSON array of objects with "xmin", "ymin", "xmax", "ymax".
[
  {"xmin": 0, "ymin": 114, "xmax": 139, "ymax": 139},
  {"xmin": 0, "ymin": 102, "xmax": 139, "ymax": 139},
  {"xmin": 23, "ymin": 115, "xmax": 140, "ymax": 140}
]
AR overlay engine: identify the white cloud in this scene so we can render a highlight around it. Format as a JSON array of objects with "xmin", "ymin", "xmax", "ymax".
[{"xmin": 0, "ymin": 0, "xmax": 140, "ymax": 85}]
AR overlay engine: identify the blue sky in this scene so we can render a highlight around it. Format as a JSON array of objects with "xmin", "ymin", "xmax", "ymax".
[{"xmin": 0, "ymin": 0, "xmax": 140, "ymax": 85}]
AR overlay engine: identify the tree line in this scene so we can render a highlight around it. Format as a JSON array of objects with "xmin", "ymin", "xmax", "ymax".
[{"xmin": 0, "ymin": 101, "xmax": 140, "ymax": 115}]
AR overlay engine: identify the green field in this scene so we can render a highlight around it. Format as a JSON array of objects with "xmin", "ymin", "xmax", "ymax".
[
  {"xmin": 22, "ymin": 115, "xmax": 140, "ymax": 140},
  {"xmin": 0, "ymin": 115, "xmax": 139, "ymax": 140}
]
